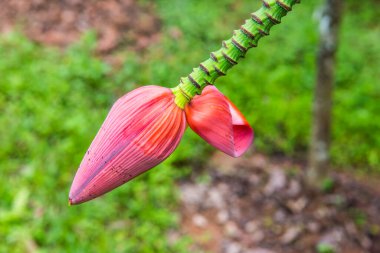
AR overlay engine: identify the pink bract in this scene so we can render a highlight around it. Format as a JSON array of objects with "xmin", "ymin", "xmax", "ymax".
[
  {"xmin": 185, "ymin": 86, "xmax": 253, "ymax": 157},
  {"xmin": 69, "ymin": 86, "xmax": 186, "ymax": 204}
]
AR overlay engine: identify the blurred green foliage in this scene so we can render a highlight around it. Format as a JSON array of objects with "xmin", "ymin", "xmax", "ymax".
[
  {"xmin": 316, "ymin": 243, "xmax": 336, "ymax": 253},
  {"xmin": 135, "ymin": 0, "xmax": 380, "ymax": 169},
  {"xmin": 0, "ymin": 0, "xmax": 379, "ymax": 252},
  {"xmin": 0, "ymin": 33, "xmax": 190, "ymax": 252}
]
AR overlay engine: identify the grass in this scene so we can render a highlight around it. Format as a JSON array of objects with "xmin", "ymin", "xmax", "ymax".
[
  {"xmin": 0, "ymin": 32, "xmax": 190, "ymax": 252},
  {"xmin": 0, "ymin": 0, "xmax": 379, "ymax": 251}
]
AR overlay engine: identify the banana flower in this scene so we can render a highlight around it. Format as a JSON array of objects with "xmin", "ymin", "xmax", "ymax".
[{"xmin": 69, "ymin": 0, "xmax": 298, "ymax": 204}]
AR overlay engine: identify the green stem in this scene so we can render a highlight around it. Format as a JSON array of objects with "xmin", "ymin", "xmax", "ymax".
[{"xmin": 172, "ymin": 0, "xmax": 300, "ymax": 109}]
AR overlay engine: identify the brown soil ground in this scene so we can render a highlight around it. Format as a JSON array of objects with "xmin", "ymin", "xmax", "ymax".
[
  {"xmin": 0, "ymin": 0, "xmax": 160, "ymax": 52},
  {"xmin": 179, "ymin": 152, "xmax": 380, "ymax": 253}
]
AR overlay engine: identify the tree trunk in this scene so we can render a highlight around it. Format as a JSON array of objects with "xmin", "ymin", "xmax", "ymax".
[{"xmin": 306, "ymin": 0, "xmax": 342, "ymax": 188}]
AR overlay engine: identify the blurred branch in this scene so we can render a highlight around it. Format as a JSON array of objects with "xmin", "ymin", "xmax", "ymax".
[{"xmin": 306, "ymin": 0, "xmax": 342, "ymax": 188}]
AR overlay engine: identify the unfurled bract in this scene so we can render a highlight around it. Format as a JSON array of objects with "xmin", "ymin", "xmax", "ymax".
[{"xmin": 185, "ymin": 86, "xmax": 253, "ymax": 158}]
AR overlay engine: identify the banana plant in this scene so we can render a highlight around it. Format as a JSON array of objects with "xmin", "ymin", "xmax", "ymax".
[{"xmin": 69, "ymin": 0, "xmax": 300, "ymax": 205}]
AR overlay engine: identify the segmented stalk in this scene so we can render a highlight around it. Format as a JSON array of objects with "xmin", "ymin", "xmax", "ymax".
[{"xmin": 173, "ymin": 0, "xmax": 300, "ymax": 108}]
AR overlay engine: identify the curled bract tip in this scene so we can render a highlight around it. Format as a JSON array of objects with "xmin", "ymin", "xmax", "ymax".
[{"xmin": 185, "ymin": 85, "xmax": 253, "ymax": 157}]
